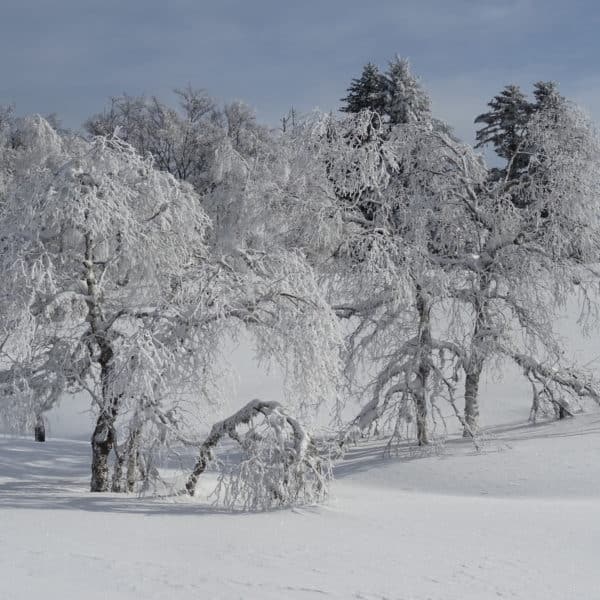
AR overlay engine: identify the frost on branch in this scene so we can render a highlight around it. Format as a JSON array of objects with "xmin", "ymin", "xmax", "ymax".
[
  {"xmin": 185, "ymin": 399, "xmax": 330, "ymax": 510},
  {"xmin": 509, "ymin": 351, "xmax": 600, "ymax": 422},
  {"xmin": 0, "ymin": 116, "xmax": 213, "ymax": 490}
]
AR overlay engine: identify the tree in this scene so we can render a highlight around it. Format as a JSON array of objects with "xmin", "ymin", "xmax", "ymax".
[
  {"xmin": 474, "ymin": 81, "xmax": 566, "ymax": 187},
  {"xmin": 312, "ymin": 108, "xmax": 476, "ymax": 446},
  {"xmin": 335, "ymin": 60, "xmax": 454, "ymax": 445},
  {"xmin": 85, "ymin": 89, "xmax": 222, "ymax": 193},
  {"xmin": 329, "ymin": 74, "xmax": 600, "ymax": 443},
  {"xmin": 457, "ymin": 96, "xmax": 600, "ymax": 434},
  {"xmin": 0, "ymin": 116, "xmax": 215, "ymax": 490},
  {"xmin": 340, "ymin": 62, "xmax": 386, "ymax": 116},
  {"xmin": 532, "ymin": 80, "xmax": 564, "ymax": 112},
  {"xmin": 341, "ymin": 57, "xmax": 431, "ymax": 128},
  {"xmin": 1, "ymin": 115, "xmax": 344, "ymax": 500},
  {"xmin": 475, "ymin": 84, "xmax": 532, "ymax": 181},
  {"xmin": 382, "ymin": 56, "xmax": 431, "ymax": 126},
  {"xmin": 184, "ymin": 399, "xmax": 329, "ymax": 509}
]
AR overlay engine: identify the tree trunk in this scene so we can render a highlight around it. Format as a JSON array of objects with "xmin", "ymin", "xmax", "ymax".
[
  {"xmin": 90, "ymin": 357, "xmax": 119, "ymax": 493},
  {"xmin": 463, "ymin": 274, "xmax": 490, "ymax": 437},
  {"xmin": 111, "ymin": 449, "xmax": 125, "ymax": 493},
  {"xmin": 463, "ymin": 361, "xmax": 483, "ymax": 437},
  {"xmin": 84, "ymin": 233, "xmax": 121, "ymax": 493},
  {"xmin": 125, "ymin": 427, "xmax": 143, "ymax": 493},
  {"xmin": 91, "ymin": 409, "xmax": 116, "ymax": 492},
  {"xmin": 414, "ymin": 287, "xmax": 430, "ymax": 446},
  {"xmin": 34, "ymin": 415, "xmax": 46, "ymax": 442}
]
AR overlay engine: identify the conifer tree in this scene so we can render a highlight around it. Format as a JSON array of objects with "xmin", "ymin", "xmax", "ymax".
[
  {"xmin": 382, "ymin": 56, "xmax": 431, "ymax": 125},
  {"xmin": 532, "ymin": 80, "xmax": 564, "ymax": 112},
  {"xmin": 474, "ymin": 84, "xmax": 532, "ymax": 181},
  {"xmin": 340, "ymin": 62, "xmax": 386, "ymax": 116}
]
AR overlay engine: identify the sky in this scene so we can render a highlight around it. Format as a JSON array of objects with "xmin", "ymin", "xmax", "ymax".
[{"xmin": 1, "ymin": 0, "xmax": 600, "ymax": 143}]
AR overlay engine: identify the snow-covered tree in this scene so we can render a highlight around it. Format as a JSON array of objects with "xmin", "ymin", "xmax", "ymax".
[
  {"xmin": 455, "ymin": 96, "xmax": 600, "ymax": 433},
  {"xmin": 0, "ymin": 116, "xmax": 214, "ymax": 490},
  {"xmin": 328, "ymin": 74, "xmax": 600, "ymax": 442},
  {"xmin": 475, "ymin": 84, "xmax": 532, "ymax": 182},
  {"xmin": 184, "ymin": 399, "xmax": 330, "ymax": 509},
  {"xmin": 341, "ymin": 56, "xmax": 431, "ymax": 128},
  {"xmin": 307, "ymin": 108, "xmax": 474, "ymax": 445},
  {"xmin": 330, "ymin": 59, "xmax": 462, "ymax": 446},
  {"xmin": 474, "ymin": 81, "xmax": 565, "ymax": 186},
  {"xmin": 85, "ymin": 89, "xmax": 269, "ymax": 196},
  {"xmin": 382, "ymin": 56, "xmax": 431, "ymax": 126},
  {"xmin": 0, "ymin": 116, "xmax": 343, "ymax": 502}
]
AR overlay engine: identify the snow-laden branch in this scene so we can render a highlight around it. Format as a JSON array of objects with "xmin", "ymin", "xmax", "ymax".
[{"xmin": 184, "ymin": 399, "xmax": 329, "ymax": 510}]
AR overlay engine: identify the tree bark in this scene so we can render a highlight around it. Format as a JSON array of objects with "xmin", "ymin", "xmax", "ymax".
[
  {"xmin": 414, "ymin": 287, "xmax": 430, "ymax": 446},
  {"xmin": 91, "ymin": 409, "xmax": 116, "ymax": 492},
  {"xmin": 463, "ymin": 360, "xmax": 483, "ymax": 437},
  {"xmin": 84, "ymin": 232, "xmax": 121, "ymax": 493},
  {"xmin": 463, "ymin": 274, "xmax": 490, "ymax": 437},
  {"xmin": 90, "ymin": 357, "xmax": 119, "ymax": 492},
  {"xmin": 34, "ymin": 415, "xmax": 46, "ymax": 442}
]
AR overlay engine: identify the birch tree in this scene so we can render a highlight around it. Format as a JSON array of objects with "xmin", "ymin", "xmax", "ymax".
[
  {"xmin": 457, "ymin": 93, "xmax": 600, "ymax": 433},
  {"xmin": 0, "ymin": 115, "xmax": 343, "ymax": 501}
]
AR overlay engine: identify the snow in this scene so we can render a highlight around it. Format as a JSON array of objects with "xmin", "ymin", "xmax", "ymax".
[{"xmin": 2, "ymin": 409, "xmax": 600, "ymax": 599}]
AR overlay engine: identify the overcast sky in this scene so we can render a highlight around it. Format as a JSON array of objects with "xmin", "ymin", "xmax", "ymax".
[{"xmin": 1, "ymin": 0, "xmax": 599, "ymax": 143}]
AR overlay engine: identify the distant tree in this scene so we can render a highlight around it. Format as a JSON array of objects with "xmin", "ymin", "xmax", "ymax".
[
  {"xmin": 382, "ymin": 56, "xmax": 431, "ymax": 125},
  {"xmin": 475, "ymin": 84, "xmax": 532, "ymax": 181},
  {"xmin": 475, "ymin": 81, "xmax": 566, "ymax": 186},
  {"xmin": 341, "ymin": 62, "xmax": 386, "ymax": 116},
  {"xmin": 281, "ymin": 107, "xmax": 298, "ymax": 133},
  {"xmin": 341, "ymin": 57, "xmax": 431, "ymax": 127},
  {"xmin": 532, "ymin": 80, "xmax": 564, "ymax": 112},
  {"xmin": 84, "ymin": 89, "xmax": 223, "ymax": 192}
]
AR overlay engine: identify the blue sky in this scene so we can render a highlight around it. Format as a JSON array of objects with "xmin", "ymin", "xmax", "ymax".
[{"xmin": 1, "ymin": 0, "xmax": 599, "ymax": 142}]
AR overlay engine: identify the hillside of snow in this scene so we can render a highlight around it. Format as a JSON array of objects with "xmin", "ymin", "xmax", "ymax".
[{"xmin": 2, "ymin": 407, "xmax": 599, "ymax": 600}]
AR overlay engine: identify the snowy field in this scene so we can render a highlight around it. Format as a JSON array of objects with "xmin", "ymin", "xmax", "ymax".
[{"xmin": 2, "ymin": 405, "xmax": 600, "ymax": 600}]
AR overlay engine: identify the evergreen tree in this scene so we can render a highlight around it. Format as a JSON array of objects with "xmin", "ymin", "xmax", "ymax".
[
  {"xmin": 340, "ymin": 62, "xmax": 386, "ymax": 115},
  {"xmin": 474, "ymin": 84, "xmax": 532, "ymax": 181},
  {"xmin": 532, "ymin": 80, "xmax": 565, "ymax": 112},
  {"xmin": 382, "ymin": 56, "xmax": 431, "ymax": 125}
]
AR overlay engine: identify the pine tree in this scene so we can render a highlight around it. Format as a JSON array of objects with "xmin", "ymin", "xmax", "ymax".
[
  {"xmin": 533, "ymin": 81, "xmax": 563, "ymax": 109},
  {"xmin": 382, "ymin": 56, "xmax": 431, "ymax": 125},
  {"xmin": 340, "ymin": 62, "xmax": 386, "ymax": 115},
  {"xmin": 474, "ymin": 84, "xmax": 532, "ymax": 181}
]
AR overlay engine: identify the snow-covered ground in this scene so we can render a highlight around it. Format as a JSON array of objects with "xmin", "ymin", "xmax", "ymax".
[{"xmin": 2, "ymin": 408, "xmax": 600, "ymax": 600}]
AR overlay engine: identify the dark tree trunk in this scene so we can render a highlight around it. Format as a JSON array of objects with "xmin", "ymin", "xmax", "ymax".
[
  {"xmin": 89, "ymin": 357, "xmax": 119, "ymax": 493},
  {"xmin": 414, "ymin": 287, "xmax": 431, "ymax": 446},
  {"xmin": 34, "ymin": 416, "xmax": 46, "ymax": 442},
  {"xmin": 91, "ymin": 410, "xmax": 115, "ymax": 492}
]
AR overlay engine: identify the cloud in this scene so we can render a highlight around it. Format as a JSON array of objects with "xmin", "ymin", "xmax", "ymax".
[{"xmin": 1, "ymin": 0, "xmax": 598, "ymax": 133}]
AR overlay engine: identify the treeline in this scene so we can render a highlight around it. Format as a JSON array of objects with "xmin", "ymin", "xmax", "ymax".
[{"xmin": 0, "ymin": 55, "xmax": 599, "ymax": 507}]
